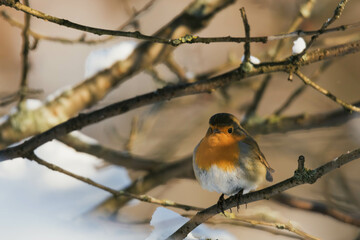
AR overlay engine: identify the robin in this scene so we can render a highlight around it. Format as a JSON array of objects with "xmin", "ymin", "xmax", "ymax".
[{"xmin": 193, "ymin": 113, "xmax": 274, "ymax": 212}]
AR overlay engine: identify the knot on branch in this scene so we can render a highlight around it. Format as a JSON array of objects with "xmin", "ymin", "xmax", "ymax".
[
  {"xmin": 293, "ymin": 155, "xmax": 317, "ymax": 184},
  {"xmin": 171, "ymin": 34, "xmax": 198, "ymax": 46}
]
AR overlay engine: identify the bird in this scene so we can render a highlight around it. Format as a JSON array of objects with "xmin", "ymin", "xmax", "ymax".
[{"xmin": 193, "ymin": 113, "xmax": 274, "ymax": 212}]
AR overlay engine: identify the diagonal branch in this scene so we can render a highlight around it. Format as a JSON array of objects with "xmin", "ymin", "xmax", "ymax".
[
  {"xmin": 0, "ymin": 0, "xmax": 236, "ymax": 147},
  {"xmin": 167, "ymin": 149, "xmax": 360, "ymax": 239},
  {"xmin": 274, "ymin": 61, "xmax": 334, "ymax": 116},
  {"xmin": 295, "ymin": 70, "xmax": 360, "ymax": 112},
  {"xmin": 0, "ymin": 40, "xmax": 359, "ymax": 160},
  {"xmin": 59, "ymin": 134, "xmax": 162, "ymax": 171},
  {"xmin": 28, "ymin": 152, "xmax": 201, "ymax": 212}
]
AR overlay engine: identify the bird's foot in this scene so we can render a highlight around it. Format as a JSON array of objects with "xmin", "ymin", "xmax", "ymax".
[
  {"xmin": 217, "ymin": 194, "xmax": 225, "ymax": 215},
  {"xmin": 236, "ymin": 189, "xmax": 244, "ymax": 212}
]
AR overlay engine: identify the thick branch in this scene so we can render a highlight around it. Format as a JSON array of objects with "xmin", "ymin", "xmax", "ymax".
[
  {"xmin": 0, "ymin": 40, "xmax": 359, "ymax": 160},
  {"xmin": 0, "ymin": 0, "xmax": 235, "ymax": 146},
  {"xmin": 167, "ymin": 149, "xmax": 360, "ymax": 239}
]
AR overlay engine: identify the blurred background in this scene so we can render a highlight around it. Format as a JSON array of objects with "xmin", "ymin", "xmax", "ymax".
[{"xmin": 0, "ymin": 0, "xmax": 359, "ymax": 239}]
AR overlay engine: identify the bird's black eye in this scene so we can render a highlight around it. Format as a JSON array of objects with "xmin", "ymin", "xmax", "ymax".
[{"xmin": 228, "ymin": 128, "xmax": 233, "ymax": 134}]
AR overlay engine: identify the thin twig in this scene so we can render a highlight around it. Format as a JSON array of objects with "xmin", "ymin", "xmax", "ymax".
[
  {"xmin": 0, "ymin": 40, "xmax": 359, "ymax": 160},
  {"xmin": 1, "ymin": 1, "xmax": 358, "ymax": 46},
  {"xmin": 301, "ymin": 0, "xmax": 350, "ymax": 56},
  {"xmin": 0, "ymin": 88, "xmax": 42, "ymax": 107},
  {"xmin": 28, "ymin": 152, "xmax": 202, "ymax": 212},
  {"xmin": 0, "ymin": 0, "xmax": 243, "ymax": 46},
  {"xmin": 167, "ymin": 149, "xmax": 360, "ymax": 239},
  {"xmin": 91, "ymin": 156, "xmax": 194, "ymax": 217},
  {"xmin": 274, "ymin": 193, "xmax": 360, "ymax": 227},
  {"xmin": 18, "ymin": 0, "xmax": 30, "ymax": 104},
  {"xmin": 0, "ymin": 0, "xmax": 157, "ymax": 45},
  {"xmin": 164, "ymin": 54, "xmax": 188, "ymax": 83},
  {"xmin": 59, "ymin": 134, "xmax": 162, "ymax": 171},
  {"xmin": 221, "ymin": 212, "xmax": 320, "ymax": 240},
  {"xmin": 240, "ymin": 7, "xmax": 250, "ymax": 63},
  {"xmin": 295, "ymin": 70, "xmax": 360, "ymax": 112},
  {"xmin": 274, "ymin": 60, "xmax": 333, "ymax": 116},
  {"xmin": 241, "ymin": 0, "xmax": 316, "ymax": 123}
]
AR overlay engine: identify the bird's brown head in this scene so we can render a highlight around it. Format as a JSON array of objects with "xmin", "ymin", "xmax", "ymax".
[{"xmin": 205, "ymin": 113, "xmax": 247, "ymax": 145}]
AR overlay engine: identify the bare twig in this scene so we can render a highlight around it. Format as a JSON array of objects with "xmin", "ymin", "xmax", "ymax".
[
  {"xmin": 59, "ymin": 134, "xmax": 162, "ymax": 171},
  {"xmin": 240, "ymin": 7, "xmax": 251, "ymax": 63},
  {"xmin": 1, "ymin": 1, "xmax": 358, "ymax": 46},
  {"xmin": 28, "ymin": 152, "xmax": 201, "ymax": 212},
  {"xmin": 0, "ymin": 88, "xmax": 42, "ymax": 107},
  {"xmin": 246, "ymin": 100, "xmax": 360, "ymax": 135},
  {"xmin": 0, "ymin": 40, "xmax": 359, "ymax": 160},
  {"xmin": 274, "ymin": 61, "xmax": 333, "ymax": 115},
  {"xmin": 301, "ymin": 0, "xmax": 350, "ymax": 55},
  {"xmin": 221, "ymin": 212, "xmax": 320, "ymax": 240},
  {"xmin": 18, "ymin": 0, "xmax": 30, "ymax": 104},
  {"xmin": 164, "ymin": 54, "xmax": 188, "ymax": 83},
  {"xmin": 91, "ymin": 156, "xmax": 194, "ymax": 217},
  {"xmin": 295, "ymin": 71, "xmax": 360, "ymax": 112},
  {"xmin": 0, "ymin": 0, "xmax": 250, "ymax": 46},
  {"xmin": 274, "ymin": 193, "xmax": 360, "ymax": 227},
  {"xmin": 241, "ymin": 0, "xmax": 316, "ymax": 123},
  {"xmin": 0, "ymin": 0, "xmax": 236, "ymax": 147},
  {"xmin": 167, "ymin": 149, "xmax": 360, "ymax": 239}
]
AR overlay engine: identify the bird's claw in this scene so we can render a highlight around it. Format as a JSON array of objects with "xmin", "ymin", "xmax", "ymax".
[
  {"xmin": 217, "ymin": 194, "xmax": 225, "ymax": 215},
  {"xmin": 236, "ymin": 189, "xmax": 244, "ymax": 212}
]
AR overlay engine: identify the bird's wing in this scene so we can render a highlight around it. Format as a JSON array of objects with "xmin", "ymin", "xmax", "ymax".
[{"xmin": 242, "ymin": 136, "xmax": 274, "ymax": 182}]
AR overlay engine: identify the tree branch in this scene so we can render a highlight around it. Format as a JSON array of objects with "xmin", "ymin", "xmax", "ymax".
[
  {"xmin": 295, "ymin": 70, "xmax": 360, "ymax": 112},
  {"xmin": 167, "ymin": 149, "xmax": 360, "ymax": 239},
  {"xmin": 59, "ymin": 134, "xmax": 162, "ymax": 171},
  {"xmin": 241, "ymin": 0, "xmax": 315, "ymax": 123},
  {"xmin": 0, "ymin": 0, "xmax": 236, "ymax": 147},
  {"xmin": 1, "ymin": 1, "xmax": 359, "ymax": 46},
  {"xmin": 28, "ymin": 152, "xmax": 201, "ymax": 212},
  {"xmin": 0, "ymin": 40, "xmax": 359, "ymax": 160},
  {"xmin": 18, "ymin": 0, "xmax": 30, "ymax": 104},
  {"xmin": 273, "ymin": 193, "xmax": 360, "ymax": 227}
]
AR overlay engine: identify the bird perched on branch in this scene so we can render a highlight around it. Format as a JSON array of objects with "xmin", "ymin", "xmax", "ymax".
[{"xmin": 193, "ymin": 113, "xmax": 274, "ymax": 212}]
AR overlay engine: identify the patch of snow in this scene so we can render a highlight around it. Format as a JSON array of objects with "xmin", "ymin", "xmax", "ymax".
[
  {"xmin": 84, "ymin": 41, "xmax": 137, "ymax": 78},
  {"xmin": 70, "ymin": 131, "xmax": 98, "ymax": 145},
  {"xmin": 146, "ymin": 207, "xmax": 236, "ymax": 240},
  {"xmin": 292, "ymin": 37, "xmax": 306, "ymax": 55},
  {"xmin": 241, "ymin": 55, "xmax": 261, "ymax": 64}
]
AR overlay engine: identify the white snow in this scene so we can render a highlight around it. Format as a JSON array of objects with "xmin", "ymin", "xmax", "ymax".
[
  {"xmin": 292, "ymin": 37, "xmax": 306, "ymax": 55},
  {"xmin": 24, "ymin": 98, "xmax": 43, "ymax": 110},
  {"xmin": 146, "ymin": 207, "xmax": 236, "ymax": 240},
  {"xmin": 84, "ymin": 41, "xmax": 137, "ymax": 78},
  {"xmin": 70, "ymin": 131, "xmax": 99, "ymax": 145},
  {"xmin": 0, "ymin": 138, "xmax": 137, "ymax": 239},
  {"xmin": 241, "ymin": 55, "xmax": 261, "ymax": 64}
]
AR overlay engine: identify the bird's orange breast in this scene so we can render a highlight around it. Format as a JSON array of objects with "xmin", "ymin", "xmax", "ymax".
[{"xmin": 195, "ymin": 134, "xmax": 242, "ymax": 172}]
